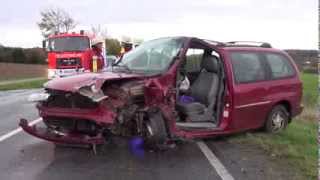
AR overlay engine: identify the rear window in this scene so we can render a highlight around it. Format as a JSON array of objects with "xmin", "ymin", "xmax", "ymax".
[
  {"xmin": 265, "ymin": 53, "xmax": 295, "ymax": 79},
  {"xmin": 230, "ymin": 52, "xmax": 266, "ymax": 84}
]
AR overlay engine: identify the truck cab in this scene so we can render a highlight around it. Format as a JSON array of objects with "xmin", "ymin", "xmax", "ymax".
[{"xmin": 44, "ymin": 31, "xmax": 92, "ymax": 79}]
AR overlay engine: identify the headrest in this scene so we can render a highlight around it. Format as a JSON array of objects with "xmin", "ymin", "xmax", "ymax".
[{"xmin": 201, "ymin": 55, "xmax": 219, "ymax": 73}]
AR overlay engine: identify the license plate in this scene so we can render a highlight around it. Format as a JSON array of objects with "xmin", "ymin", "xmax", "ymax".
[{"xmin": 57, "ymin": 69, "xmax": 77, "ymax": 76}]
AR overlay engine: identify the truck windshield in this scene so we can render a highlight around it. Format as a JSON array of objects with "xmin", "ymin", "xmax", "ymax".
[
  {"xmin": 115, "ymin": 37, "xmax": 184, "ymax": 74},
  {"xmin": 48, "ymin": 36, "xmax": 90, "ymax": 52}
]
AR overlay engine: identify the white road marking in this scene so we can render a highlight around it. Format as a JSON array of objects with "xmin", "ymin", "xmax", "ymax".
[
  {"xmin": 0, "ymin": 118, "xmax": 42, "ymax": 142},
  {"xmin": 197, "ymin": 141, "xmax": 235, "ymax": 180}
]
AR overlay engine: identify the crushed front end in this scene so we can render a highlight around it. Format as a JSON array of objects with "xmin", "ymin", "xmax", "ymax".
[{"xmin": 20, "ymin": 74, "xmax": 149, "ymax": 146}]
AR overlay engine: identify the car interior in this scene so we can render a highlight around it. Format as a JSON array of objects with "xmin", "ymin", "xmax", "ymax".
[{"xmin": 175, "ymin": 40, "xmax": 225, "ymax": 129}]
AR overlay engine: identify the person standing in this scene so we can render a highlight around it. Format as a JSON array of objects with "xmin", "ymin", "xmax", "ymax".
[{"xmin": 90, "ymin": 38, "xmax": 105, "ymax": 72}]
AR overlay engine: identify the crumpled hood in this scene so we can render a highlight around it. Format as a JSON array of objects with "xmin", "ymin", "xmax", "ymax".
[{"xmin": 44, "ymin": 72, "xmax": 143, "ymax": 92}]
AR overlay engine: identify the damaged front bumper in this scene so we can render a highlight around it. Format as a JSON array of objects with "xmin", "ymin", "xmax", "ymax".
[
  {"xmin": 37, "ymin": 103, "xmax": 116, "ymax": 125},
  {"xmin": 19, "ymin": 118, "xmax": 105, "ymax": 145}
]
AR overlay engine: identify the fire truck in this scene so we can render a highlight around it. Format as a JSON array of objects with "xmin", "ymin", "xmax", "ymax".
[{"xmin": 43, "ymin": 30, "xmax": 95, "ymax": 79}]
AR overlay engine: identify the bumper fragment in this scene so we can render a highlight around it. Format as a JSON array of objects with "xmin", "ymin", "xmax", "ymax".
[{"xmin": 19, "ymin": 118, "xmax": 104, "ymax": 145}]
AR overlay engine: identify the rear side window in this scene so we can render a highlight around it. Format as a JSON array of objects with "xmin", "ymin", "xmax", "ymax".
[
  {"xmin": 265, "ymin": 53, "xmax": 295, "ymax": 79},
  {"xmin": 230, "ymin": 52, "xmax": 266, "ymax": 84}
]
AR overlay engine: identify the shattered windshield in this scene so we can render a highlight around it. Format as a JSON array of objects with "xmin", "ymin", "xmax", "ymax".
[
  {"xmin": 115, "ymin": 37, "xmax": 184, "ymax": 74},
  {"xmin": 48, "ymin": 36, "xmax": 90, "ymax": 52}
]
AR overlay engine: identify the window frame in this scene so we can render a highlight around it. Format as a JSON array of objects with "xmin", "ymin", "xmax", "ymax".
[
  {"xmin": 48, "ymin": 36, "xmax": 90, "ymax": 52},
  {"xmin": 229, "ymin": 51, "xmax": 270, "ymax": 84},
  {"xmin": 185, "ymin": 48, "xmax": 205, "ymax": 73},
  {"xmin": 262, "ymin": 52, "xmax": 296, "ymax": 80}
]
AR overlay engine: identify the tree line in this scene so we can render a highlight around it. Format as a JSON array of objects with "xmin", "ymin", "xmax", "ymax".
[
  {"xmin": 0, "ymin": 40, "xmax": 121, "ymax": 65},
  {"xmin": 0, "ymin": 46, "xmax": 46, "ymax": 64}
]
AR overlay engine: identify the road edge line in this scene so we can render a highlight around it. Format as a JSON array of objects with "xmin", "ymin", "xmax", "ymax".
[
  {"xmin": 197, "ymin": 141, "xmax": 235, "ymax": 180},
  {"xmin": 0, "ymin": 118, "xmax": 42, "ymax": 142}
]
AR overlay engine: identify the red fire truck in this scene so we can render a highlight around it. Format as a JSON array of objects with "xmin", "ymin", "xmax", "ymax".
[{"xmin": 43, "ymin": 30, "xmax": 94, "ymax": 79}]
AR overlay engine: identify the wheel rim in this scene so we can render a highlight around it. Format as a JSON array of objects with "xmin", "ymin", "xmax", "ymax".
[
  {"xmin": 145, "ymin": 123, "xmax": 154, "ymax": 137},
  {"xmin": 271, "ymin": 111, "xmax": 285, "ymax": 132}
]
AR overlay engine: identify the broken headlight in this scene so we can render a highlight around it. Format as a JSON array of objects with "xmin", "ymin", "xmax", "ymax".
[{"xmin": 28, "ymin": 92, "xmax": 50, "ymax": 102}]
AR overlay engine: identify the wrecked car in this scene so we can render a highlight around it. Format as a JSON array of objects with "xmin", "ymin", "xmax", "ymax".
[{"xmin": 20, "ymin": 37, "xmax": 303, "ymax": 149}]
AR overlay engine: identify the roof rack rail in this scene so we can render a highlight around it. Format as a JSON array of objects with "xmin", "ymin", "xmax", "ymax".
[
  {"xmin": 226, "ymin": 41, "xmax": 272, "ymax": 48},
  {"xmin": 203, "ymin": 39, "xmax": 226, "ymax": 46}
]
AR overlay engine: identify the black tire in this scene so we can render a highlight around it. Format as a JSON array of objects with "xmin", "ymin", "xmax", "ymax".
[
  {"xmin": 144, "ymin": 110, "xmax": 168, "ymax": 149},
  {"xmin": 264, "ymin": 105, "xmax": 289, "ymax": 133}
]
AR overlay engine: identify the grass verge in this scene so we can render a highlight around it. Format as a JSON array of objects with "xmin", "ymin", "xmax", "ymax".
[
  {"xmin": 231, "ymin": 73, "xmax": 318, "ymax": 179},
  {"xmin": 300, "ymin": 73, "xmax": 318, "ymax": 106},
  {"xmin": 230, "ymin": 119, "xmax": 317, "ymax": 179},
  {"xmin": 0, "ymin": 79, "xmax": 47, "ymax": 91}
]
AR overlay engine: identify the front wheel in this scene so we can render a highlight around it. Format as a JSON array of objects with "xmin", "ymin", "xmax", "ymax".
[
  {"xmin": 144, "ymin": 111, "xmax": 168, "ymax": 149},
  {"xmin": 264, "ymin": 105, "xmax": 289, "ymax": 133}
]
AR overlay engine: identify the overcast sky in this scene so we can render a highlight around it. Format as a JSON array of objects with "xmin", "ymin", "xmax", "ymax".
[{"xmin": 0, "ymin": 0, "xmax": 317, "ymax": 49}]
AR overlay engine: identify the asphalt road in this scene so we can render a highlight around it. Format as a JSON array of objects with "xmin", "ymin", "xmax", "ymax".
[{"xmin": 0, "ymin": 89, "xmax": 298, "ymax": 180}]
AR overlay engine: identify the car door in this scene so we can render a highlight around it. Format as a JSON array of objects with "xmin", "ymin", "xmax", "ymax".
[{"xmin": 228, "ymin": 51, "xmax": 272, "ymax": 130}]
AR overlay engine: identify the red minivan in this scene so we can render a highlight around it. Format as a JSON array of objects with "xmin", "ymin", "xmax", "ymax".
[{"xmin": 20, "ymin": 37, "xmax": 303, "ymax": 148}]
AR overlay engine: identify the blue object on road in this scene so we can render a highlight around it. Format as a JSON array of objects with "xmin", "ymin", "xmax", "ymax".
[{"xmin": 129, "ymin": 136, "xmax": 145, "ymax": 158}]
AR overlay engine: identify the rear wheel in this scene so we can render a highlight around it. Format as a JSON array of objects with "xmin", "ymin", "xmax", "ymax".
[{"xmin": 264, "ymin": 105, "xmax": 289, "ymax": 133}]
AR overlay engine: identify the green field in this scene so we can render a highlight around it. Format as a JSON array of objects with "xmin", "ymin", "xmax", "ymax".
[
  {"xmin": 0, "ymin": 79, "xmax": 47, "ymax": 91},
  {"xmin": 232, "ymin": 73, "xmax": 318, "ymax": 179},
  {"xmin": 301, "ymin": 73, "xmax": 318, "ymax": 106}
]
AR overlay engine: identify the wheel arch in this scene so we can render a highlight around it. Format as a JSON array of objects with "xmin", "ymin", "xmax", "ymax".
[
  {"xmin": 262, "ymin": 100, "xmax": 291, "ymax": 133},
  {"xmin": 272, "ymin": 100, "xmax": 292, "ymax": 122},
  {"xmin": 146, "ymin": 107, "xmax": 171, "ymax": 138}
]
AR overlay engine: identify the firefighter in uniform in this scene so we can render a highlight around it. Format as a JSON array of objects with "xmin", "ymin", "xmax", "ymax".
[{"xmin": 90, "ymin": 39, "xmax": 105, "ymax": 72}]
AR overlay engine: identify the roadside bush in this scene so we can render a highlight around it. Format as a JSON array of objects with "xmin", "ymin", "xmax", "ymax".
[
  {"xmin": 0, "ymin": 46, "xmax": 46, "ymax": 64},
  {"xmin": 11, "ymin": 48, "xmax": 26, "ymax": 63},
  {"xmin": 26, "ymin": 50, "xmax": 44, "ymax": 64}
]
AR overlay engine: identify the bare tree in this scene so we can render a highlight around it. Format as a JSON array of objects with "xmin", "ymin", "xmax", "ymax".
[
  {"xmin": 91, "ymin": 25, "xmax": 108, "ymax": 38},
  {"xmin": 38, "ymin": 8, "xmax": 77, "ymax": 38}
]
